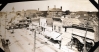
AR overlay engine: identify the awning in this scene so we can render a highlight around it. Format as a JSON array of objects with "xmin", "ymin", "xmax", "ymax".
[
  {"xmin": 73, "ymin": 35, "xmax": 84, "ymax": 44},
  {"xmin": 51, "ymin": 31, "xmax": 60, "ymax": 39},
  {"xmin": 32, "ymin": 22, "xmax": 39, "ymax": 26},
  {"xmin": 66, "ymin": 28, "xmax": 94, "ymax": 40},
  {"xmin": 72, "ymin": 28, "xmax": 94, "ymax": 40},
  {"xmin": 43, "ymin": 31, "xmax": 61, "ymax": 40}
]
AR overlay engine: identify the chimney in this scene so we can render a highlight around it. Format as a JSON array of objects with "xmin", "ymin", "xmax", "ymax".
[
  {"xmin": 54, "ymin": 5, "xmax": 56, "ymax": 8},
  {"xmin": 38, "ymin": 8, "xmax": 39, "ymax": 11},
  {"xmin": 48, "ymin": 6, "xmax": 49, "ymax": 11},
  {"xmin": 60, "ymin": 6, "xmax": 62, "ymax": 10}
]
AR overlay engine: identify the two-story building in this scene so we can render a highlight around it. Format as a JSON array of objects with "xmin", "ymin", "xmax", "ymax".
[
  {"xmin": 39, "ymin": 17, "xmax": 47, "ymax": 32},
  {"xmin": 52, "ymin": 17, "xmax": 62, "ymax": 33}
]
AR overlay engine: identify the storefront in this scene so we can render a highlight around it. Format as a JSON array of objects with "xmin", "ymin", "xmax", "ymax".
[{"xmin": 39, "ymin": 17, "xmax": 47, "ymax": 32}]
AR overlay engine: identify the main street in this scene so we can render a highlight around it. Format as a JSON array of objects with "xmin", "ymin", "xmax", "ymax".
[
  {"xmin": 5, "ymin": 25, "xmax": 65, "ymax": 52},
  {"xmin": 0, "ymin": 15, "xmax": 78, "ymax": 52}
]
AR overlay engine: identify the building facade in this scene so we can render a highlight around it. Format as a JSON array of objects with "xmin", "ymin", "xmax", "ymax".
[
  {"xmin": 47, "ymin": 5, "xmax": 63, "ymax": 18},
  {"xmin": 39, "ymin": 17, "xmax": 47, "ymax": 32}
]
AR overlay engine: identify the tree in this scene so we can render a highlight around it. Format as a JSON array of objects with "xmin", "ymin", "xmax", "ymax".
[
  {"xmin": 65, "ymin": 10, "xmax": 70, "ymax": 15},
  {"xmin": 32, "ymin": 13, "xmax": 37, "ymax": 18}
]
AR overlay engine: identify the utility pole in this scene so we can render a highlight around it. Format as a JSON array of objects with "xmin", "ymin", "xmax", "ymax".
[
  {"xmin": 34, "ymin": 30, "xmax": 36, "ymax": 52},
  {"xmin": 5, "ymin": 14, "xmax": 7, "ymax": 40},
  {"xmin": 0, "ymin": 14, "xmax": 1, "ymax": 36},
  {"xmin": 83, "ymin": 16, "xmax": 90, "ymax": 52},
  {"xmin": 83, "ymin": 23, "xmax": 88, "ymax": 52},
  {"xmin": 32, "ymin": 23, "xmax": 36, "ymax": 52}
]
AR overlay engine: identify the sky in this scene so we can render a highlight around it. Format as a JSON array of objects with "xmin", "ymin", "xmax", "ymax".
[{"xmin": 1, "ymin": 0, "xmax": 98, "ymax": 12}]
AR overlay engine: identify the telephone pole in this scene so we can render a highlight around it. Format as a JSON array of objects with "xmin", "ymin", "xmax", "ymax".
[
  {"xmin": 34, "ymin": 30, "xmax": 36, "ymax": 52},
  {"xmin": 83, "ymin": 18, "xmax": 89, "ymax": 52},
  {"xmin": 5, "ymin": 14, "xmax": 6, "ymax": 40},
  {"xmin": 32, "ymin": 23, "xmax": 36, "ymax": 52}
]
